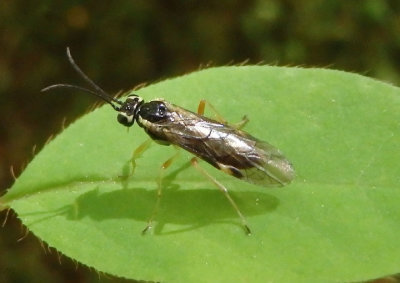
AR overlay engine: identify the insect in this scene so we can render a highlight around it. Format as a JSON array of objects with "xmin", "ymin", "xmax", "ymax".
[{"xmin": 43, "ymin": 48, "xmax": 295, "ymax": 235}]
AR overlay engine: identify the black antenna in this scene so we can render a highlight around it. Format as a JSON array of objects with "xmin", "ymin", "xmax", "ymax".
[{"xmin": 41, "ymin": 47, "xmax": 122, "ymax": 111}]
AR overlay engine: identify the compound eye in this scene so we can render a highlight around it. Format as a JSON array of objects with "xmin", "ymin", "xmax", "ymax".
[
  {"xmin": 158, "ymin": 104, "xmax": 166, "ymax": 116},
  {"xmin": 117, "ymin": 113, "xmax": 135, "ymax": 127},
  {"xmin": 140, "ymin": 101, "xmax": 168, "ymax": 123}
]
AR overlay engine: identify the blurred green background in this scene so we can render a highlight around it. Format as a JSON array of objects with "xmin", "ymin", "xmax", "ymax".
[{"xmin": 0, "ymin": 1, "xmax": 399, "ymax": 282}]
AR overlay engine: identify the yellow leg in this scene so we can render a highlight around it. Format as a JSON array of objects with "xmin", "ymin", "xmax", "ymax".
[
  {"xmin": 197, "ymin": 99, "xmax": 227, "ymax": 124},
  {"xmin": 142, "ymin": 150, "xmax": 181, "ymax": 234},
  {"xmin": 190, "ymin": 157, "xmax": 251, "ymax": 235},
  {"xmin": 130, "ymin": 139, "xmax": 152, "ymax": 175},
  {"xmin": 197, "ymin": 99, "xmax": 249, "ymax": 130},
  {"xmin": 231, "ymin": 115, "xmax": 249, "ymax": 130}
]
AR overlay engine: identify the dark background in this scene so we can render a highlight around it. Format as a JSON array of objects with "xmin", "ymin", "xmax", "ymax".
[{"xmin": 1, "ymin": 1, "xmax": 399, "ymax": 282}]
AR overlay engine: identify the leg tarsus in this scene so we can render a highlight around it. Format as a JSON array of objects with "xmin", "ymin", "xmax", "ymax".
[
  {"xmin": 142, "ymin": 224, "xmax": 152, "ymax": 235},
  {"xmin": 244, "ymin": 224, "xmax": 252, "ymax": 235},
  {"xmin": 190, "ymin": 157, "xmax": 251, "ymax": 235},
  {"xmin": 142, "ymin": 150, "xmax": 181, "ymax": 234},
  {"xmin": 232, "ymin": 115, "xmax": 249, "ymax": 130}
]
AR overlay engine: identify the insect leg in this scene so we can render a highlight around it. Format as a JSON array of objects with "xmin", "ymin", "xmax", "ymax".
[
  {"xmin": 130, "ymin": 139, "xmax": 152, "ymax": 175},
  {"xmin": 231, "ymin": 115, "xmax": 249, "ymax": 130},
  {"xmin": 197, "ymin": 99, "xmax": 227, "ymax": 123},
  {"xmin": 142, "ymin": 150, "xmax": 181, "ymax": 234},
  {"xmin": 197, "ymin": 99, "xmax": 249, "ymax": 130},
  {"xmin": 190, "ymin": 157, "xmax": 251, "ymax": 235}
]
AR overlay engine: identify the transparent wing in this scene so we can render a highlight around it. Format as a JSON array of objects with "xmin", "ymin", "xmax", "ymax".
[
  {"xmin": 236, "ymin": 140, "xmax": 295, "ymax": 187},
  {"xmin": 157, "ymin": 103, "xmax": 295, "ymax": 187}
]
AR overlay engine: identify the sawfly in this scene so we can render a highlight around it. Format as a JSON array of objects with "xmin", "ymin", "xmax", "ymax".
[{"xmin": 42, "ymin": 48, "xmax": 295, "ymax": 235}]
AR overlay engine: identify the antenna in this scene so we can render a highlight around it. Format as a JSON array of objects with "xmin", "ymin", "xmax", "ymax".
[{"xmin": 41, "ymin": 47, "xmax": 122, "ymax": 111}]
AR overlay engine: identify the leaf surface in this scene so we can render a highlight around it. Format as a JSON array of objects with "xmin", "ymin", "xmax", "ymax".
[{"xmin": 2, "ymin": 66, "xmax": 399, "ymax": 282}]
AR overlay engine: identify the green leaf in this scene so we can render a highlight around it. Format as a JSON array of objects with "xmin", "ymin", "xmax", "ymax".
[{"xmin": 1, "ymin": 66, "xmax": 399, "ymax": 282}]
